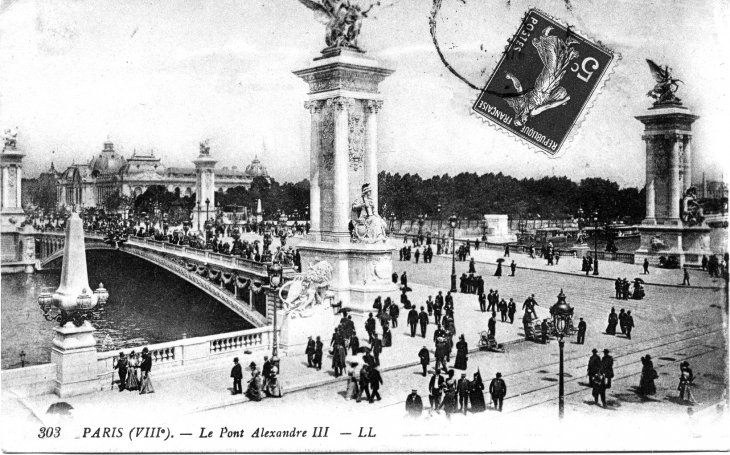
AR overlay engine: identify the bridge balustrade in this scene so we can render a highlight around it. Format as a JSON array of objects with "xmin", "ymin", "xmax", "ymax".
[{"xmin": 96, "ymin": 327, "xmax": 274, "ymax": 383}]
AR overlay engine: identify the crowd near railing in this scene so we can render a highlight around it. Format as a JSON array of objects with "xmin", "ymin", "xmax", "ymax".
[{"xmin": 96, "ymin": 327, "xmax": 274, "ymax": 382}]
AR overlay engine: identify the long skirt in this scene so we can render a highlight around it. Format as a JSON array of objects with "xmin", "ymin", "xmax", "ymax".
[
  {"xmin": 639, "ymin": 374, "xmax": 656, "ymax": 395},
  {"xmin": 606, "ymin": 321, "xmax": 617, "ymax": 335},
  {"xmin": 453, "ymin": 350, "xmax": 468, "ymax": 370},
  {"xmin": 139, "ymin": 372, "xmax": 155, "ymax": 394},
  {"xmin": 469, "ymin": 390, "xmax": 486, "ymax": 412},
  {"xmin": 441, "ymin": 392, "xmax": 459, "ymax": 414},
  {"xmin": 346, "ymin": 377, "xmax": 359, "ymax": 400},
  {"xmin": 126, "ymin": 369, "xmax": 139, "ymax": 390}
]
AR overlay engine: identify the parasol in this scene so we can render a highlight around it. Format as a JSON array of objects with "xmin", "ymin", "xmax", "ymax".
[
  {"xmin": 46, "ymin": 402, "xmax": 74, "ymax": 416},
  {"xmin": 357, "ymin": 346, "xmax": 371, "ymax": 354},
  {"xmin": 496, "ymin": 258, "xmax": 505, "ymax": 263},
  {"xmin": 634, "ymin": 278, "xmax": 645, "ymax": 283}
]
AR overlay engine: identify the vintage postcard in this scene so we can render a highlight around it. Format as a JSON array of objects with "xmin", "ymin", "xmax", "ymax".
[{"xmin": 1, "ymin": 0, "xmax": 728, "ymax": 453}]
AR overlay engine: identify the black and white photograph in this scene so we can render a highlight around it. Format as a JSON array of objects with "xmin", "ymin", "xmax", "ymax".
[{"xmin": 1, "ymin": 0, "xmax": 728, "ymax": 452}]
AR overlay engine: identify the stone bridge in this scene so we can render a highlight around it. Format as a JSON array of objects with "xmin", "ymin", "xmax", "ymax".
[{"xmin": 34, "ymin": 232, "xmax": 295, "ymax": 328}]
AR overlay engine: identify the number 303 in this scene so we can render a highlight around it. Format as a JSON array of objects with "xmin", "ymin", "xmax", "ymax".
[{"xmin": 38, "ymin": 427, "xmax": 60, "ymax": 438}]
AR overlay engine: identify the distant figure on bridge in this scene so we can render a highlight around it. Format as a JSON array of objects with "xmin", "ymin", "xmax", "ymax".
[{"xmin": 230, "ymin": 357, "xmax": 243, "ymax": 395}]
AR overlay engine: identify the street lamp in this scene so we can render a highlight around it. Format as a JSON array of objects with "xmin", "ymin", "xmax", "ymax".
[
  {"xmin": 389, "ymin": 212, "xmax": 396, "ymax": 235},
  {"xmin": 592, "ymin": 210, "xmax": 599, "ymax": 275},
  {"xmin": 197, "ymin": 203, "xmax": 202, "ymax": 232},
  {"xmin": 449, "ymin": 214, "xmax": 458, "ymax": 293},
  {"xmin": 551, "ymin": 289, "xmax": 573, "ymax": 419},
  {"xmin": 267, "ymin": 262, "xmax": 283, "ymax": 371},
  {"xmin": 205, "ymin": 198, "xmax": 210, "ymax": 222}
]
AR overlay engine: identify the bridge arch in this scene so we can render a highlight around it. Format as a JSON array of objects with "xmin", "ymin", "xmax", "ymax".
[{"xmin": 37, "ymin": 240, "xmax": 267, "ymax": 328}]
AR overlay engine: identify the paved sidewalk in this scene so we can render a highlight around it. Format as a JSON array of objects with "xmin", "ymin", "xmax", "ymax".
[{"xmin": 15, "ymin": 280, "xmax": 543, "ymax": 428}]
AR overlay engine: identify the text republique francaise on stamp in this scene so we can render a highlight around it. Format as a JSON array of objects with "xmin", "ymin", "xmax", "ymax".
[{"xmin": 472, "ymin": 9, "xmax": 618, "ymax": 156}]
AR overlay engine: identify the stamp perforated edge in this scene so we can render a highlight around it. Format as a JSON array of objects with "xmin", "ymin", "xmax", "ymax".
[{"xmin": 469, "ymin": 7, "xmax": 621, "ymax": 159}]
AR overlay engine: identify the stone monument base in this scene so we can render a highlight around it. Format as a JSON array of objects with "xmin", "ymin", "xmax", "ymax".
[
  {"xmin": 296, "ymin": 240, "xmax": 399, "ymax": 317},
  {"xmin": 278, "ymin": 306, "xmax": 338, "ymax": 353},
  {"xmin": 571, "ymin": 244, "xmax": 591, "ymax": 258},
  {"xmin": 634, "ymin": 224, "xmax": 712, "ymax": 267},
  {"xmin": 50, "ymin": 321, "xmax": 100, "ymax": 397}
]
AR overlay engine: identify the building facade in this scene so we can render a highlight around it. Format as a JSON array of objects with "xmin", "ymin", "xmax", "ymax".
[{"xmin": 56, "ymin": 140, "xmax": 269, "ymax": 208}]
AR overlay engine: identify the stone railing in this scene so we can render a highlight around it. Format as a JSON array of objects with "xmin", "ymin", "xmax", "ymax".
[{"xmin": 96, "ymin": 327, "xmax": 273, "ymax": 383}]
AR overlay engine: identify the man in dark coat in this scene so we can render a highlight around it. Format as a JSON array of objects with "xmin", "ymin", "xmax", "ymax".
[
  {"xmin": 314, "ymin": 336, "xmax": 323, "ymax": 370},
  {"xmin": 577, "ymin": 318, "xmax": 587, "ymax": 344},
  {"xmin": 498, "ymin": 299, "xmax": 508, "ymax": 322},
  {"xmin": 508, "ymin": 299, "xmax": 516, "ymax": 324},
  {"xmin": 357, "ymin": 364, "xmax": 372, "ymax": 403},
  {"xmin": 591, "ymin": 372, "xmax": 607, "ymax": 407},
  {"xmin": 369, "ymin": 366, "xmax": 383, "ymax": 403},
  {"xmin": 305, "ymin": 337, "xmax": 316, "ymax": 367},
  {"xmin": 365, "ymin": 313, "xmax": 377, "ymax": 342},
  {"xmin": 625, "ymin": 310, "xmax": 635, "ymax": 339},
  {"xmin": 401, "ymin": 271, "xmax": 408, "ymax": 288},
  {"xmin": 601, "ymin": 349, "xmax": 614, "ymax": 389},
  {"xmin": 434, "ymin": 293, "xmax": 444, "ymax": 326},
  {"xmin": 615, "ymin": 277, "xmax": 622, "ymax": 299},
  {"xmin": 114, "ymin": 352, "xmax": 128, "ymax": 391},
  {"xmin": 231, "ymin": 357, "xmax": 243, "ymax": 395},
  {"xmin": 468, "ymin": 257, "xmax": 476, "ymax": 274},
  {"xmin": 418, "ymin": 345, "xmax": 430, "ymax": 376},
  {"xmin": 510, "ymin": 260, "xmax": 516, "ymax": 276},
  {"xmin": 618, "ymin": 309, "xmax": 627, "ymax": 335},
  {"xmin": 488, "ymin": 313, "xmax": 497, "ymax": 338},
  {"xmin": 389, "ymin": 303, "xmax": 400, "ymax": 328},
  {"xmin": 419, "ymin": 306, "xmax": 430, "ymax": 338},
  {"xmin": 457, "ymin": 373, "xmax": 471, "ymax": 414},
  {"xmin": 540, "ymin": 319, "xmax": 549, "ymax": 344},
  {"xmin": 479, "ymin": 292, "xmax": 486, "ymax": 312},
  {"xmin": 408, "ymin": 306, "xmax": 419, "ymax": 337},
  {"xmin": 414, "ymin": 248, "xmax": 420, "ymax": 264},
  {"xmin": 587, "ymin": 349, "xmax": 601, "ymax": 386},
  {"xmin": 426, "ymin": 296, "xmax": 434, "ymax": 316},
  {"xmin": 445, "ymin": 291, "xmax": 454, "ymax": 309},
  {"xmin": 350, "ymin": 332, "xmax": 360, "ymax": 356},
  {"xmin": 489, "ymin": 372, "xmax": 507, "ymax": 411},
  {"xmin": 405, "ymin": 389, "xmax": 423, "ymax": 417},
  {"xmin": 262, "ymin": 356, "xmax": 273, "ymax": 381},
  {"xmin": 429, "ymin": 371, "xmax": 444, "ymax": 409},
  {"xmin": 371, "ymin": 334, "xmax": 383, "ymax": 366},
  {"xmin": 392, "ymin": 271, "xmax": 398, "ymax": 283}
]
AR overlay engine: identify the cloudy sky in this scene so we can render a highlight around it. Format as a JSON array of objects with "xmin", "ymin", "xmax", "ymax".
[{"xmin": 1, "ymin": 0, "xmax": 728, "ymax": 187}]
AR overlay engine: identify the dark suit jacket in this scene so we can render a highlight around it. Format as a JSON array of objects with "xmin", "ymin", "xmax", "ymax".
[
  {"xmin": 408, "ymin": 309, "xmax": 419, "ymax": 324},
  {"xmin": 418, "ymin": 347, "xmax": 430, "ymax": 364},
  {"xmin": 140, "ymin": 355, "xmax": 152, "ymax": 373},
  {"xmin": 418, "ymin": 311, "xmax": 429, "ymax": 325},
  {"xmin": 231, "ymin": 363, "xmax": 243, "ymax": 379},
  {"xmin": 369, "ymin": 369, "xmax": 383, "ymax": 389}
]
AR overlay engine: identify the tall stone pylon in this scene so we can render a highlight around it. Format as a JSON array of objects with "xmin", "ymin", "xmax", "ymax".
[
  {"xmin": 292, "ymin": 47, "xmax": 398, "ymax": 320},
  {"xmin": 193, "ymin": 141, "xmax": 217, "ymax": 230},
  {"xmin": 51, "ymin": 208, "xmax": 101, "ymax": 397}
]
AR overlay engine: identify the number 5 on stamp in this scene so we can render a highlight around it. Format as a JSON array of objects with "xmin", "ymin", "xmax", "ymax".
[{"xmin": 472, "ymin": 9, "xmax": 619, "ymax": 156}]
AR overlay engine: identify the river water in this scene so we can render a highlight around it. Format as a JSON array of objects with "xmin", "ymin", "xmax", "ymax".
[{"xmin": 1, "ymin": 250, "xmax": 253, "ymax": 369}]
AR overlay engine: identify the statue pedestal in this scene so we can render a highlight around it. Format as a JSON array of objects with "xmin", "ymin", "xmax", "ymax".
[
  {"xmin": 571, "ymin": 244, "xmax": 590, "ymax": 258},
  {"xmin": 50, "ymin": 321, "xmax": 100, "ymax": 397},
  {"xmin": 297, "ymin": 241, "xmax": 399, "ymax": 317},
  {"xmin": 634, "ymin": 223, "xmax": 711, "ymax": 267},
  {"xmin": 278, "ymin": 307, "xmax": 338, "ymax": 353}
]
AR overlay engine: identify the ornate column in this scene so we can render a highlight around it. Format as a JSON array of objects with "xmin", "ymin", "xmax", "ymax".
[
  {"xmin": 305, "ymin": 100, "xmax": 322, "ymax": 239},
  {"xmin": 682, "ymin": 134, "xmax": 692, "ymax": 192},
  {"xmin": 365, "ymin": 100, "xmax": 383, "ymax": 213},
  {"xmin": 332, "ymin": 96, "xmax": 353, "ymax": 242},
  {"xmin": 1, "ymin": 167, "xmax": 8, "ymax": 208},
  {"xmin": 643, "ymin": 135, "xmax": 656, "ymax": 223},
  {"xmin": 669, "ymin": 134, "xmax": 681, "ymax": 221},
  {"xmin": 15, "ymin": 165, "xmax": 21, "ymax": 207}
]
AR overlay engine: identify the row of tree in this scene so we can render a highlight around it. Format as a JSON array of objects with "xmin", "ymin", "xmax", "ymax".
[{"xmin": 23, "ymin": 171, "xmax": 646, "ymax": 224}]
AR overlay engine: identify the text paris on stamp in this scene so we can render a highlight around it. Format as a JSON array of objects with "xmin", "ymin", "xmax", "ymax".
[{"xmin": 472, "ymin": 9, "xmax": 619, "ymax": 156}]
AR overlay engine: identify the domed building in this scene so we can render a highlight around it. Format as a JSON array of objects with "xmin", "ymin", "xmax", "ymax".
[
  {"xmin": 245, "ymin": 155, "xmax": 269, "ymax": 179},
  {"xmin": 57, "ymin": 140, "xmax": 270, "ymax": 208}
]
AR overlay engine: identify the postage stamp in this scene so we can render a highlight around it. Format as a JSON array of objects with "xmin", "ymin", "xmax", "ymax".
[{"xmin": 472, "ymin": 9, "xmax": 619, "ymax": 156}]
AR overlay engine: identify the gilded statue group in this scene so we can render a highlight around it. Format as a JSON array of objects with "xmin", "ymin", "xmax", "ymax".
[{"xmin": 297, "ymin": 0, "xmax": 396, "ymax": 49}]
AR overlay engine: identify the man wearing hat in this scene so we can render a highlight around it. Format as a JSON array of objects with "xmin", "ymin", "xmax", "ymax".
[
  {"xmin": 230, "ymin": 357, "xmax": 243, "ymax": 395},
  {"xmin": 429, "ymin": 370, "xmax": 445, "ymax": 410},
  {"xmin": 625, "ymin": 310, "xmax": 635, "ymax": 340},
  {"xmin": 418, "ymin": 345, "xmax": 430, "ymax": 377},
  {"xmin": 457, "ymin": 373, "xmax": 471, "ymax": 414},
  {"xmin": 113, "ymin": 352, "xmax": 128, "ymax": 392},
  {"xmin": 405, "ymin": 389, "xmax": 423, "ymax": 417},
  {"xmin": 407, "ymin": 306, "xmax": 419, "ymax": 337},
  {"xmin": 587, "ymin": 349, "xmax": 601, "ymax": 386},
  {"xmin": 305, "ymin": 336, "xmax": 316, "ymax": 368},
  {"xmin": 577, "ymin": 318, "xmax": 587, "ymax": 344},
  {"xmin": 489, "ymin": 372, "xmax": 507, "ymax": 411},
  {"xmin": 601, "ymin": 349, "xmax": 614, "ymax": 389}
]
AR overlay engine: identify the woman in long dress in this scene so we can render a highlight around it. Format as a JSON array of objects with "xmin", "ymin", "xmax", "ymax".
[
  {"xmin": 440, "ymin": 370, "xmax": 459, "ymax": 416},
  {"xmin": 494, "ymin": 262, "xmax": 502, "ymax": 277},
  {"xmin": 138, "ymin": 348, "xmax": 155, "ymax": 395},
  {"xmin": 246, "ymin": 370, "xmax": 264, "ymax": 401},
  {"xmin": 605, "ymin": 307, "xmax": 618, "ymax": 335},
  {"xmin": 345, "ymin": 363, "xmax": 360, "ymax": 400},
  {"xmin": 678, "ymin": 361, "xmax": 696, "ymax": 403},
  {"xmin": 453, "ymin": 335, "xmax": 468, "ymax": 370},
  {"xmin": 469, "ymin": 371, "xmax": 486, "ymax": 412},
  {"xmin": 382, "ymin": 325, "xmax": 392, "ymax": 348},
  {"xmin": 638, "ymin": 355, "xmax": 657, "ymax": 396},
  {"xmin": 125, "ymin": 351, "xmax": 140, "ymax": 391},
  {"xmin": 264, "ymin": 367, "xmax": 283, "ymax": 398}
]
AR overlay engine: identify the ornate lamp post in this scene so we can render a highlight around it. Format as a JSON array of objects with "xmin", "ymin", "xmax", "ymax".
[
  {"xmin": 551, "ymin": 289, "xmax": 573, "ymax": 419},
  {"xmin": 437, "ymin": 203, "xmax": 442, "ymax": 235},
  {"xmin": 449, "ymin": 214, "xmax": 458, "ymax": 293},
  {"xmin": 417, "ymin": 213, "xmax": 425, "ymax": 237},
  {"xmin": 389, "ymin": 212, "xmax": 396, "ymax": 234},
  {"xmin": 162, "ymin": 213, "xmax": 169, "ymax": 236},
  {"xmin": 20, "ymin": 350, "xmax": 26, "ymax": 368},
  {"xmin": 205, "ymin": 198, "xmax": 210, "ymax": 222},
  {"xmin": 592, "ymin": 210, "xmax": 599, "ymax": 275},
  {"xmin": 267, "ymin": 262, "xmax": 283, "ymax": 371},
  {"xmin": 196, "ymin": 203, "xmax": 202, "ymax": 232}
]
